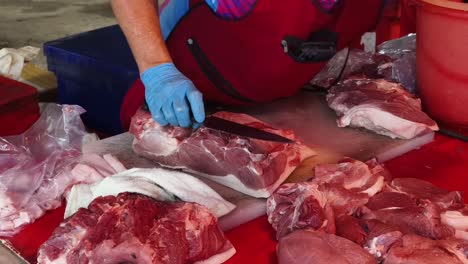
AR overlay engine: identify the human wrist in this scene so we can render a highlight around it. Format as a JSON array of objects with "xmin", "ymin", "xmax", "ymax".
[{"xmin": 141, "ymin": 62, "xmax": 178, "ymax": 85}]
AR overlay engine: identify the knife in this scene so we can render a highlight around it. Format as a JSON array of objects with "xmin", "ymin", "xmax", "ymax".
[
  {"xmin": 142, "ymin": 101, "xmax": 293, "ymax": 143},
  {"xmin": 201, "ymin": 116, "xmax": 294, "ymax": 143}
]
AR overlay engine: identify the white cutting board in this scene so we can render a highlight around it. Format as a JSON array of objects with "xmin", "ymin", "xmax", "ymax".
[
  {"xmin": 244, "ymin": 90, "xmax": 434, "ymax": 163},
  {"xmin": 83, "ymin": 91, "xmax": 434, "ymax": 231}
]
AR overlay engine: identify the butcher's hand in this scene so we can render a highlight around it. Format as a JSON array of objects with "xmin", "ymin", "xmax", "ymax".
[{"xmin": 142, "ymin": 63, "xmax": 205, "ymax": 127}]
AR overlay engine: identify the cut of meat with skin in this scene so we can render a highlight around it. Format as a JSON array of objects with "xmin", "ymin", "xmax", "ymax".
[
  {"xmin": 359, "ymin": 191, "xmax": 455, "ymax": 239},
  {"xmin": 383, "ymin": 234, "xmax": 468, "ymax": 264},
  {"xmin": 277, "ymin": 229, "xmax": 377, "ymax": 264},
  {"xmin": 387, "ymin": 178, "xmax": 464, "ymax": 210},
  {"xmin": 326, "ymin": 79, "xmax": 438, "ymax": 139},
  {"xmin": 130, "ymin": 109, "xmax": 315, "ymax": 198},
  {"xmin": 266, "ymin": 183, "xmax": 335, "ymax": 240},
  {"xmin": 37, "ymin": 193, "xmax": 235, "ymax": 264}
]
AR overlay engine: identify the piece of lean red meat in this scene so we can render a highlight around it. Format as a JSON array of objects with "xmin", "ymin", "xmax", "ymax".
[
  {"xmin": 277, "ymin": 229, "xmax": 376, "ymax": 264},
  {"xmin": 326, "ymin": 79, "xmax": 438, "ymax": 139},
  {"xmin": 386, "ymin": 177, "xmax": 464, "ymax": 210},
  {"xmin": 383, "ymin": 234, "xmax": 468, "ymax": 264},
  {"xmin": 37, "ymin": 193, "xmax": 235, "ymax": 264},
  {"xmin": 130, "ymin": 109, "xmax": 315, "ymax": 198}
]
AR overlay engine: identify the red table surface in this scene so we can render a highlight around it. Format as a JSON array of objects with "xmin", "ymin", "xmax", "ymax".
[{"xmin": 5, "ymin": 133, "xmax": 468, "ymax": 263}]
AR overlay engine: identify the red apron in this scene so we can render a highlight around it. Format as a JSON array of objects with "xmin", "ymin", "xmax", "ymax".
[{"xmin": 120, "ymin": 0, "xmax": 384, "ymax": 130}]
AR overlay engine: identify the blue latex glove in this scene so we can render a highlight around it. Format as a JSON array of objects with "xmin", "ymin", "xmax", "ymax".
[{"xmin": 141, "ymin": 63, "xmax": 205, "ymax": 127}]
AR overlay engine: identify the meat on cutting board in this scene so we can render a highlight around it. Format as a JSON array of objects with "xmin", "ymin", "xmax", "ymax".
[
  {"xmin": 130, "ymin": 109, "xmax": 315, "ymax": 198},
  {"xmin": 277, "ymin": 229, "xmax": 376, "ymax": 264},
  {"xmin": 383, "ymin": 234, "xmax": 468, "ymax": 264},
  {"xmin": 326, "ymin": 78, "xmax": 438, "ymax": 139},
  {"xmin": 37, "ymin": 193, "xmax": 235, "ymax": 264}
]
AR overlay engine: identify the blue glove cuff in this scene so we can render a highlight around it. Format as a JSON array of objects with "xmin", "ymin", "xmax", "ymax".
[{"xmin": 141, "ymin": 62, "xmax": 177, "ymax": 85}]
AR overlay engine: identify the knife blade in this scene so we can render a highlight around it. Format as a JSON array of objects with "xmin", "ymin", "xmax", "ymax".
[
  {"xmin": 142, "ymin": 100, "xmax": 293, "ymax": 143},
  {"xmin": 202, "ymin": 116, "xmax": 294, "ymax": 143}
]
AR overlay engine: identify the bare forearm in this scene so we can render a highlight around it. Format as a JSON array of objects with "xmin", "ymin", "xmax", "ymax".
[{"xmin": 111, "ymin": 0, "xmax": 172, "ymax": 73}]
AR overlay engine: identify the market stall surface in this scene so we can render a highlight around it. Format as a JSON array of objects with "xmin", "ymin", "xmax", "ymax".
[{"xmin": 4, "ymin": 132, "xmax": 467, "ymax": 263}]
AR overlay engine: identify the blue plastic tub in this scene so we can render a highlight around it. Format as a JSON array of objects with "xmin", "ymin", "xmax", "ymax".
[{"xmin": 44, "ymin": 25, "xmax": 139, "ymax": 135}]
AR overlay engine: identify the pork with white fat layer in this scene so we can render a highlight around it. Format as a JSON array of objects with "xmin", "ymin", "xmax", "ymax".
[
  {"xmin": 326, "ymin": 79, "xmax": 438, "ymax": 139},
  {"xmin": 130, "ymin": 110, "xmax": 315, "ymax": 198}
]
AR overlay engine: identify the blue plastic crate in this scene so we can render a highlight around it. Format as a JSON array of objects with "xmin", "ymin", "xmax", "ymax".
[{"xmin": 44, "ymin": 25, "xmax": 139, "ymax": 135}]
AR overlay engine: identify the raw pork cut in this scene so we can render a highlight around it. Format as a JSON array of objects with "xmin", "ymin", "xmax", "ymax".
[
  {"xmin": 384, "ymin": 234, "xmax": 468, "ymax": 264},
  {"xmin": 266, "ymin": 182, "xmax": 335, "ymax": 240},
  {"xmin": 277, "ymin": 229, "xmax": 376, "ymax": 264},
  {"xmin": 130, "ymin": 109, "xmax": 315, "ymax": 198},
  {"xmin": 65, "ymin": 168, "xmax": 236, "ymax": 219},
  {"xmin": 386, "ymin": 178, "xmax": 464, "ymax": 210},
  {"xmin": 0, "ymin": 104, "xmax": 120, "ymax": 236},
  {"xmin": 267, "ymin": 158, "xmax": 385, "ymax": 239},
  {"xmin": 37, "ymin": 193, "xmax": 235, "ymax": 264},
  {"xmin": 326, "ymin": 78, "xmax": 438, "ymax": 139},
  {"xmin": 310, "ymin": 48, "xmax": 393, "ymax": 89},
  {"xmin": 313, "ymin": 158, "xmax": 387, "ymax": 197},
  {"xmin": 359, "ymin": 191, "xmax": 455, "ymax": 239}
]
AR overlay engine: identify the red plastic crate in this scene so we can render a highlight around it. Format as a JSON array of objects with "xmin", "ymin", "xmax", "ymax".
[{"xmin": 0, "ymin": 76, "xmax": 40, "ymax": 136}]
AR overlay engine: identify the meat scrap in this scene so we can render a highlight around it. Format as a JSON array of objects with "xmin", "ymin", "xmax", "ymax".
[
  {"xmin": 37, "ymin": 193, "xmax": 236, "ymax": 264},
  {"xmin": 130, "ymin": 110, "xmax": 315, "ymax": 198},
  {"xmin": 326, "ymin": 79, "xmax": 438, "ymax": 139}
]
